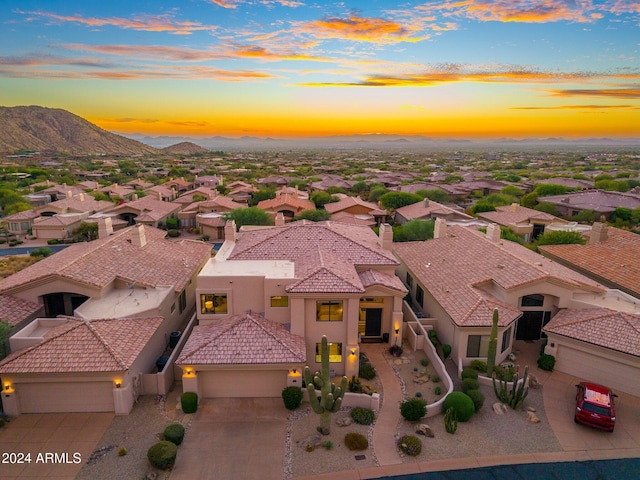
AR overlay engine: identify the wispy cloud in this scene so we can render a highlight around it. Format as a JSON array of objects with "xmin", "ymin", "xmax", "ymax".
[
  {"xmin": 296, "ymin": 13, "xmax": 426, "ymax": 44},
  {"xmin": 512, "ymin": 104, "xmax": 637, "ymax": 110},
  {"xmin": 16, "ymin": 10, "xmax": 216, "ymax": 35},
  {"xmin": 209, "ymin": 0, "xmax": 240, "ymax": 9},
  {"xmin": 547, "ymin": 87, "xmax": 640, "ymax": 99}
]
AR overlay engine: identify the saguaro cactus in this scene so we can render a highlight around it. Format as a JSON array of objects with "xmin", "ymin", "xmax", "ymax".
[
  {"xmin": 493, "ymin": 364, "xmax": 529, "ymax": 409},
  {"xmin": 303, "ymin": 336, "xmax": 348, "ymax": 435},
  {"xmin": 486, "ymin": 308, "xmax": 499, "ymax": 375}
]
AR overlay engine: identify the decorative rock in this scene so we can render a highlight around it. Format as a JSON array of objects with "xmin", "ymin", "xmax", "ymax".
[
  {"xmin": 146, "ymin": 473, "xmax": 158, "ymax": 480},
  {"xmin": 527, "ymin": 406, "xmax": 536, "ymax": 412},
  {"xmin": 493, "ymin": 403, "xmax": 507, "ymax": 415},
  {"xmin": 415, "ymin": 424, "xmax": 434, "ymax": 438},
  {"xmin": 335, "ymin": 417, "xmax": 352, "ymax": 427},
  {"xmin": 393, "ymin": 359, "xmax": 403, "ymax": 365},
  {"xmin": 528, "ymin": 374, "xmax": 540, "ymax": 390},
  {"xmin": 527, "ymin": 412, "xmax": 540, "ymax": 424},
  {"xmin": 300, "ymin": 434, "xmax": 323, "ymax": 448},
  {"xmin": 413, "ymin": 376, "xmax": 429, "ymax": 384}
]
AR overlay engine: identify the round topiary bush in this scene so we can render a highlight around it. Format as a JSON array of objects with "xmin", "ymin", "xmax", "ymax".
[
  {"xmin": 147, "ymin": 441, "xmax": 177, "ymax": 470},
  {"xmin": 344, "ymin": 432, "xmax": 369, "ymax": 451},
  {"xmin": 466, "ymin": 389, "xmax": 485, "ymax": 412},
  {"xmin": 281, "ymin": 386, "xmax": 303, "ymax": 410},
  {"xmin": 350, "ymin": 407, "xmax": 375, "ymax": 425},
  {"xmin": 461, "ymin": 368, "xmax": 479, "ymax": 380},
  {"xmin": 400, "ymin": 398, "xmax": 427, "ymax": 422},
  {"xmin": 398, "ymin": 435, "xmax": 422, "ymax": 456},
  {"xmin": 443, "ymin": 391, "xmax": 475, "ymax": 422},
  {"xmin": 537, "ymin": 353, "xmax": 556, "ymax": 372},
  {"xmin": 462, "ymin": 377, "xmax": 480, "ymax": 393},
  {"xmin": 442, "ymin": 344, "xmax": 452, "ymax": 359},
  {"xmin": 181, "ymin": 392, "xmax": 198, "ymax": 414},
  {"xmin": 163, "ymin": 423, "xmax": 185, "ymax": 446}
]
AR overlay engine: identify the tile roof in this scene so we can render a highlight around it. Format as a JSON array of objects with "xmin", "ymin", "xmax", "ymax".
[
  {"xmin": 3, "ymin": 210, "xmax": 39, "ymax": 221},
  {"xmin": 0, "ymin": 225, "xmax": 212, "ymax": 294},
  {"xmin": 329, "ymin": 211, "xmax": 377, "ymax": 227},
  {"xmin": 477, "ymin": 205, "xmax": 562, "ymax": 226},
  {"xmin": 393, "ymin": 226, "xmax": 604, "ymax": 327},
  {"xmin": 286, "ymin": 247, "xmax": 364, "ymax": 293},
  {"xmin": 539, "ymin": 189, "xmax": 640, "ymax": 213},
  {"xmin": 35, "ymin": 195, "xmax": 113, "ymax": 214},
  {"xmin": 177, "ymin": 311, "xmax": 306, "ymax": 365},
  {"xmin": 395, "ymin": 199, "xmax": 472, "ymax": 222},
  {"xmin": 539, "ymin": 226, "xmax": 640, "ymax": 297},
  {"xmin": 107, "ymin": 195, "xmax": 182, "ymax": 218},
  {"xmin": 257, "ymin": 193, "xmax": 315, "ymax": 212},
  {"xmin": 32, "ymin": 214, "xmax": 84, "ymax": 227},
  {"xmin": 0, "ymin": 316, "xmax": 163, "ymax": 373},
  {"xmin": 0, "ymin": 295, "xmax": 42, "ymax": 327},
  {"xmin": 323, "ymin": 196, "xmax": 383, "ymax": 214},
  {"xmin": 229, "ymin": 221, "xmax": 398, "ymax": 266},
  {"xmin": 544, "ymin": 308, "xmax": 640, "ymax": 357},
  {"xmin": 358, "ymin": 269, "xmax": 408, "ymax": 294}
]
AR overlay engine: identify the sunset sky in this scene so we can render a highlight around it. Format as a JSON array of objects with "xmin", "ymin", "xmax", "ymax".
[{"xmin": 1, "ymin": 1, "xmax": 639, "ymax": 138}]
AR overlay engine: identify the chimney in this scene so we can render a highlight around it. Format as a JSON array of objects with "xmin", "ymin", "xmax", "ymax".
[
  {"xmin": 131, "ymin": 224, "xmax": 147, "ymax": 248},
  {"xmin": 486, "ymin": 223, "xmax": 501, "ymax": 242},
  {"xmin": 378, "ymin": 223, "xmax": 393, "ymax": 250},
  {"xmin": 131, "ymin": 193, "xmax": 138, "ymax": 201},
  {"xmin": 434, "ymin": 217, "xmax": 447, "ymax": 239},
  {"xmin": 423, "ymin": 198, "xmax": 430, "ymax": 207},
  {"xmin": 510, "ymin": 203, "xmax": 519, "ymax": 212},
  {"xmin": 78, "ymin": 193, "xmax": 85, "ymax": 202},
  {"xmin": 590, "ymin": 222, "xmax": 608, "ymax": 244},
  {"xmin": 275, "ymin": 212, "xmax": 285, "ymax": 227},
  {"xmin": 66, "ymin": 190, "xmax": 72, "ymax": 198},
  {"xmin": 224, "ymin": 220, "xmax": 237, "ymax": 242},
  {"xmin": 98, "ymin": 217, "xmax": 113, "ymax": 239},
  {"xmin": 155, "ymin": 190, "xmax": 163, "ymax": 201}
]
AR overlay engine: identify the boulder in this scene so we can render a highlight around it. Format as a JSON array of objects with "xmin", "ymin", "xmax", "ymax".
[
  {"xmin": 299, "ymin": 433, "xmax": 323, "ymax": 449},
  {"xmin": 527, "ymin": 412, "xmax": 540, "ymax": 424},
  {"xmin": 335, "ymin": 417, "xmax": 353, "ymax": 427},
  {"xmin": 413, "ymin": 375, "xmax": 430, "ymax": 384},
  {"xmin": 528, "ymin": 374, "xmax": 540, "ymax": 390},
  {"xmin": 415, "ymin": 424, "xmax": 434, "ymax": 438},
  {"xmin": 527, "ymin": 406, "xmax": 536, "ymax": 412},
  {"xmin": 493, "ymin": 402, "xmax": 507, "ymax": 415}
]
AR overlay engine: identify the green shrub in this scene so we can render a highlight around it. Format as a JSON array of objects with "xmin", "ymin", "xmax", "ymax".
[
  {"xmin": 461, "ymin": 368, "xmax": 479, "ymax": 380},
  {"xmin": 462, "ymin": 378, "xmax": 479, "ymax": 393},
  {"xmin": 281, "ymin": 386, "xmax": 303, "ymax": 410},
  {"xmin": 428, "ymin": 330, "xmax": 438, "ymax": 347},
  {"xmin": 344, "ymin": 432, "xmax": 369, "ymax": 451},
  {"xmin": 166, "ymin": 217, "xmax": 179, "ymax": 229},
  {"xmin": 444, "ymin": 407, "xmax": 458, "ymax": 434},
  {"xmin": 466, "ymin": 389, "xmax": 485, "ymax": 412},
  {"xmin": 538, "ymin": 353, "xmax": 556, "ymax": 372},
  {"xmin": 415, "ymin": 392, "xmax": 422, "ymax": 398},
  {"xmin": 181, "ymin": 392, "xmax": 198, "ymax": 414},
  {"xmin": 398, "ymin": 435, "xmax": 422, "ymax": 456},
  {"xmin": 400, "ymin": 398, "xmax": 427, "ymax": 422},
  {"xmin": 350, "ymin": 407, "xmax": 375, "ymax": 425},
  {"xmin": 323, "ymin": 441, "xmax": 333, "ymax": 450},
  {"xmin": 442, "ymin": 344, "xmax": 452, "ymax": 359},
  {"xmin": 443, "ymin": 392, "xmax": 475, "ymax": 422},
  {"xmin": 434, "ymin": 386, "xmax": 442, "ymax": 395},
  {"xmin": 47, "ymin": 238, "xmax": 59, "ymax": 245},
  {"xmin": 431, "ymin": 375, "xmax": 440, "ymax": 383},
  {"xmin": 167, "ymin": 229, "xmax": 180, "ymax": 237},
  {"xmin": 348, "ymin": 375, "xmax": 362, "ymax": 393},
  {"xmin": 493, "ymin": 365, "xmax": 515, "ymax": 381},
  {"xmin": 470, "ymin": 360, "xmax": 487, "ymax": 373},
  {"xmin": 118, "ymin": 447, "xmax": 127, "ymax": 456},
  {"xmin": 163, "ymin": 423, "xmax": 185, "ymax": 446},
  {"xmin": 420, "ymin": 358, "xmax": 429, "ymax": 367},
  {"xmin": 147, "ymin": 441, "xmax": 177, "ymax": 470},
  {"xmin": 30, "ymin": 247, "xmax": 52, "ymax": 258},
  {"xmin": 359, "ymin": 362, "xmax": 376, "ymax": 380}
]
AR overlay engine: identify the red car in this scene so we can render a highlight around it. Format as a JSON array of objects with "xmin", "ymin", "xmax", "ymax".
[{"xmin": 574, "ymin": 382, "xmax": 617, "ymax": 432}]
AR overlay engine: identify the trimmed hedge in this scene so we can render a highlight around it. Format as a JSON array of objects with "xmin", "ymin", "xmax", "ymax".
[
  {"xmin": 400, "ymin": 398, "xmax": 427, "ymax": 422},
  {"xmin": 465, "ymin": 389, "xmax": 485, "ymax": 412},
  {"xmin": 147, "ymin": 441, "xmax": 177, "ymax": 470},
  {"xmin": 181, "ymin": 392, "xmax": 198, "ymax": 414},
  {"xmin": 461, "ymin": 378, "xmax": 480, "ymax": 393},
  {"xmin": 538, "ymin": 353, "xmax": 556, "ymax": 372},
  {"xmin": 163, "ymin": 423, "xmax": 185, "ymax": 446},
  {"xmin": 461, "ymin": 368, "xmax": 479, "ymax": 380},
  {"xmin": 282, "ymin": 386, "xmax": 303, "ymax": 410},
  {"xmin": 443, "ymin": 392, "xmax": 475, "ymax": 422}
]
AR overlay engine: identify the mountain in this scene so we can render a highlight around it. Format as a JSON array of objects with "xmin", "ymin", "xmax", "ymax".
[
  {"xmin": 161, "ymin": 142, "xmax": 209, "ymax": 155},
  {"xmin": 0, "ymin": 106, "xmax": 158, "ymax": 155}
]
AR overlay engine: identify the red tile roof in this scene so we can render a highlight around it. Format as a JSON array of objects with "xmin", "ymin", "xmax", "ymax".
[
  {"xmin": 477, "ymin": 204, "xmax": 562, "ymax": 226},
  {"xmin": 286, "ymin": 247, "xmax": 364, "ymax": 293},
  {"xmin": 358, "ymin": 269, "xmax": 408, "ymax": 294},
  {"xmin": 177, "ymin": 311, "xmax": 306, "ymax": 365},
  {"xmin": 0, "ymin": 295, "xmax": 42, "ymax": 327}
]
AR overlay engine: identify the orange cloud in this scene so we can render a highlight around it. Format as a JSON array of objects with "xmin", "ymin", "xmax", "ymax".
[
  {"xmin": 297, "ymin": 14, "xmax": 426, "ymax": 43},
  {"xmin": 512, "ymin": 105, "xmax": 637, "ymax": 110},
  {"xmin": 547, "ymin": 88, "xmax": 640, "ymax": 99},
  {"xmin": 209, "ymin": 0, "xmax": 240, "ymax": 8},
  {"xmin": 17, "ymin": 10, "xmax": 216, "ymax": 35}
]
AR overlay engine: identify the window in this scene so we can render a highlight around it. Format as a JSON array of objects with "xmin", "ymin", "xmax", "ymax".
[
  {"xmin": 270, "ymin": 295, "xmax": 289, "ymax": 307},
  {"xmin": 406, "ymin": 272, "xmax": 413, "ymax": 289},
  {"xmin": 171, "ymin": 303, "xmax": 176, "ymax": 313},
  {"xmin": 200, "ymin": 294, "xmax": 228, "ymax": 314},
  {"xmin": 416, "ymin": 286, "xmax": 424, "ymax": 307},
  {"xmin": 316, "ymin": 301, "xmax": 343, "ymax": 321},
  {"xmin": 501, "ymin": 327, "xmax": 512, "ymax": 353},
  {"xmin": 466, "ymin": 335, "xmax": 489, "ymax": 357},
  {"xmin": 521, "ymin": 294, "xmax": 544, "ymax": 307},
  {"xmin": 178, "ymin": 290, "xmax": 187, "ymax": 313},
  {"xmin": 315, "ymin": 342, "xmax": 342, "ymax": 363}
]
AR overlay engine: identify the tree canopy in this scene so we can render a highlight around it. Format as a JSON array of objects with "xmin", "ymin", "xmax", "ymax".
[
  {"xmin": 379, "ymin": 192, "xmax": 422, "ymax": 210},
  {"xmin": 224, "ymin": 207, "xmax": 274, "ymax": 230}
]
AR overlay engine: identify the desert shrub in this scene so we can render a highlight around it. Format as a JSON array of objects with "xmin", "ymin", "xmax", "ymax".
[
  {"xmin": 493, "ymin": 365, "xmax": 515, "ymax": 381},
  {"xmin": 350, "ymin": 407, "xmax": 375, "ymax": 425},
  {"xmin": 181, "ymin": 392, "xmax": 198, "ymax": 413},
  {"xmin": 118, "ymin": 447, "xmax": 127, "ymax": 456},
  {"xmin": 428, "ymin": 330, "xmax": 438, "ymax": 346},
  {"xmin": 47, "ymin": 238, "xmax": 59, "ymax": 245},
  {"xmin": 30, "ymin": 247, "xmax": 52, "ymax": 258},
  {"xmin": 431, "ymin": 375, "xmax": 440, "ymax": 383},
  {"xmin": 147, "ymin": 441, "xmax": 177, "ymax": 470},
  {"xmin": 462, "ymin": 378, "xmax": 479, "ymax": 393},
  {"xmin": 323, "ymin": 441, "xmax": 333, "ymax": 450},
  {"xmin": 359, "ymin": 362, "xmax": 376, "ymax": 380},
  {"xmin": 281, "ymin": 386, "xmax": 303, "ymax": 410},
  {"xmin": 538, "ymin": 353, "xmax": 556, "ymax": 372},
  {"xmin": 400, "ymin": 398, "xmax": 427, "ymax": 422},
  {"xmin": 415, "ymin": 392, "xmax": 422, "ymax": 398},
  {"xmin": 167, "ymin": 229, "xmax": 180, "ymax": 237},
  {"xmin": 163, "ymin": 423, "xmax": 185, "ymax": 446},
  {"xmin": 442, "ymin": 344, "xmax": 452, "ymax": 359},
  {"xmin": 434, "ymin": 386, "xmax": 442, "ymax": 395},
  {"xmin": 398, "ymin": 435, "xmax": 422, "ymax": 456},
  {"xmin": 344, "ymin": 432, "xmax": 369, "ymax": 451},
  {"xmin": 443, "ymin": 392, "xmax": 475, "ymax": 422},
  {"xmin": 461, "ymin": 368, "xmax": 479, "ymax": 380},
  {"xmin": 470, "ymin": 360, "xmax": 487, "ymax": 373},
  {"xmin": 166, "ymin": 217, "xmax": 179, "ymax": 229},
  {"xmin": 420, "ymin": 358, "xmax": 428, "ymax": 367},
  {"xmin": 466, "ymin": 389, "xmax": 485, "ymax": 412},
  {"xmin": 348, "ymin": 375, "xmax": 362, "ymax": 393}
]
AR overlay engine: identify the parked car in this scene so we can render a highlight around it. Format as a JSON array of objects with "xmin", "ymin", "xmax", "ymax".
[{"xmin": 574, "ymin": 382, "xmax": 617, "ymax": 432}]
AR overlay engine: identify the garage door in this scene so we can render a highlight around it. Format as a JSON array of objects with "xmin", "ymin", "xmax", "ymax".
[
  {"xmin": 17, "ymin": 382, "xmax": 115, "ymax": 413},
  {"xmin": 555, "ymin": 345, "xmax": 640, "ymax": 397},
  {"xmin": 200, "ymin": 370, "xmax": 287, "ymax": 398}
]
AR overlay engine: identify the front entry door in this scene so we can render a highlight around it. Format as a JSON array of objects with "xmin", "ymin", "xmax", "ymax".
[
  {"xmin": 365, "ymin": 308, "xmax": 382, "ymax": 337},
  {"xmin": 516, "ymin": 311, "xmax": 543, "ymax": 340}
]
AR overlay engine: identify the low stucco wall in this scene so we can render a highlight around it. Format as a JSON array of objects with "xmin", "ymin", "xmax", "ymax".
[{"xmin": 303, "ymin": 389, "xmax": 381, "ymax": 411}]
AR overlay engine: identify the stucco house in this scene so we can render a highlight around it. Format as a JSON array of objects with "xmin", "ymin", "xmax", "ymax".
[
  {"xmin": 257, "ymin": 193, "xmax": 315, "ymax": 221},
  {"xmin": 394, "ymin": 198, "xmax": 473, "ymax": 225},
  {"xmin": 0, "ymin": 224, "xmax": 212, "ymax": 415},
  {"xmin": 324, "ymin": 196, "xmax": 388, "ymax": 225},
  {"xmin": 477, "ymin": 203, "xmax": 568, "ymax": 242},
  {"xmin": 3, "ymin": 209, "xmax": 40, "ymax": 237},
  {"xmin": 178, "ymin": 221, "xmax": 407, "ymax": 397},
  {"xmin": 538, "ymin": 189, "xmax": 640, "ymax": 219},
  {"xmin": 106, "ymin": 195, "xmax": 182, "ymax": 228}
]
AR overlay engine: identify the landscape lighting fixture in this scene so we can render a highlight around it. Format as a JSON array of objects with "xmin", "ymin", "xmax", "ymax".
[{"xmin": 350, "ymin": 348, "xmax": 356, "ymax": 356}]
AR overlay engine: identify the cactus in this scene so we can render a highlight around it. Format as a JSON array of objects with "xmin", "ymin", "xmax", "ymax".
[
  {"xmin": 486, "ymin": 308, "xmax": 499, "ymax": 375},
  {"xmin": 493, "ymin": 364, "xmax": 529, "ymax": 409},
  {"xmin": 303, "ymin": 336, "xmax": 348, "ymax": 435},
  {"xmin": 444, "ymin": 407, "xmax": 457, "ymax": 434}
]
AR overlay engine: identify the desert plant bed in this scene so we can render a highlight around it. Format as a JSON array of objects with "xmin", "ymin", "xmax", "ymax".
[{"xmin": 388, "ymin": 348, "xmax": 443, "ymax": 405}]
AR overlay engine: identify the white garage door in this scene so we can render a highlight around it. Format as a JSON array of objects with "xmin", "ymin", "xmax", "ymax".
[
  {"xmin": 555, "ymin": 345, "xmax": 640, "ymax": 397},
  {"xmin": 17, "ymin": 382, "xmax": 115, "ymax": 413},
  {"xmin": 201, "ymin": 370, "xmax": 287, "ymax": 398}
]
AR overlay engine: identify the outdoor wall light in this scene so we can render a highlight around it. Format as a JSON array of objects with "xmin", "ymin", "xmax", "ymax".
[
  {"xmin": 114, "ymin": 380, "xmax": 121, "ymax": 388},
  {"xmin": 292, "ymin": 368, "xmax": 297, "ymax": 374},
  {"xmin": 186, "ymin": 369, "xmax": 192, "ymax": 375},
  {"xmin": 4, "ymin": 382, "xmax": 10, "ymax": 391},
  {"xmin": 350, "ymin": 348, "xmax": 356, "ymax": 356},
  {"xmin": 394, "ymin": 328, "xmax": 400, "ymax": 335}
]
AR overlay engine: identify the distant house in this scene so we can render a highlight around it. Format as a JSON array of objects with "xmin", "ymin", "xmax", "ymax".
[
  {"xmin": 106, "ymin": 195, "xmax": 182, "ymax": 228},
  {"xmin": 226, "ymin": 181, "xmax": 257, "ymax": 203},
  {"xmin": 257, "ymin": 193, "xmax": 315, "ymax": 221},
  {"xmin": 177, "ymin": 194, "xmax": 243, "ymax": 235},
  {"xmin": 394, "ymin": 198, "xmax": 473, "ymax": 225},
  {"xmin": 163, "ymin": 178, "xmax": 193, "ymax": 194},
  {"xmin": 324, "ymin": 196, "xmax": 388, "ymax": 225},
  {"xmin": 477, "ymin": 203, "xmax": 568, "ymax": 242},
  {"xmin": 538, "ymin": 189, "xmax": 640, "ymax": 219},
  {"xmin": 3, "ymin": 209, "xmax": 40, "ymax": 237},
  {"xmin": 193, "ymin": 175, "xmax": 222, "ymax": 189},
  {"xmin": 533, "ymin": 178, "xmax": 593, "ymax": 190},
  {"xmin": 97, "ymin": 183, "xmax": 136, "ymax": 201}
]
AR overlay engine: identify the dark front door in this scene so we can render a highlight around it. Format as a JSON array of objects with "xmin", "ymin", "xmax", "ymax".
[
  {"xmin": 516, "ymin": 311, "xmax": 544, "ymax": 340},
  {"xmin": 364, "ymin": 308, "xmax": 382, "ymax": 337}
]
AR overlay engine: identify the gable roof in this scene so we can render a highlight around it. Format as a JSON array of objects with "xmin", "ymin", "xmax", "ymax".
[
  {"xmin": 0, "ymin": 316, "xmax": 163, "ymax": 373},
  {"xmin": 393, "ymin": 226, "xmax": 604, "ymax": 327},
  {"xmin": 107, "ymin": 195, "xmax": 181, "ymax": 219},
  {"xmin": 177, "ymin": 311, "xmax": 306, "ymax": 365},
  {"xmin": 286, "ymin": 247, "xmax": 364, "ymax": 294},
  {"xmin": 395, "ymin": 199, "xmax": 472, "ymax": 222},
  {"xmin": 539, "ymin": 189, "xmax": 640, "ymax": 213},
  {"xmin": 0, "ymin": 295, "xmax": 42, "ymax": 327},
  {"xmin": 323, "ymin": 196, "xmax": 384, "ymax": 215},
  {"xmin": 477, "ymin": 204, "xmax": 563, "ymax": 226},
  {"xmin": 0, "ymin": 225, "xmax": 212, "ymax": 294},
  {"xmin": 257, "ymin": 193, "xmax": 315, "ymax": 212},
  {"xmin": 358, "ymin": 269, "xmax": 408, "ymax": 294},
  {"xmin": 544, "ymin": 308, "xmax": 640, "ymax": 357}
]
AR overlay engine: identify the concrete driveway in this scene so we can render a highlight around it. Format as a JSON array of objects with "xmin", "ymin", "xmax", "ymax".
[
  {"xmin": 0, "ymin": 412, "xmax": 113, "ymax": 479},
  {"xmin": 169, "ymin": 398, "xmax": 288, "ymax": 480}
]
